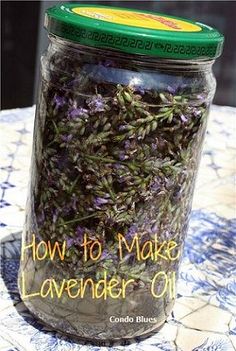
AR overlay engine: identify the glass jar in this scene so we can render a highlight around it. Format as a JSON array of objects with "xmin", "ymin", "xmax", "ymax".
[{"xmin": 18, "ymin": 3, "xmax": 224, "ymax": 342}]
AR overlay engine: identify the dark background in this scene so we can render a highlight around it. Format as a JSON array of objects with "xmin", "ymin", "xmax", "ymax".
[{"xmin": 1, "ymin": 1, "xmax": 236, "ymax": 109}]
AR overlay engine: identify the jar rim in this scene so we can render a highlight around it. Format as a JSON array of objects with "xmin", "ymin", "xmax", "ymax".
[{"xmin": 48, "ymin": 34, "xmax": 216, "ymax": 72}]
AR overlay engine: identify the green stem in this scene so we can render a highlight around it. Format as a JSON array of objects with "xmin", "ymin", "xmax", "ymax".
[
  {"xmin": 52, "ymin": 120, "xmax": 59, "ymax": 135},
  {"xmin": 60, "ymin": 213, "xmax": 97, "ymax": 226},
  {"xmin": 84, "ymin": 154, "xmax": 117, "ymax": 164},
  {"xmin": 70, "ymin": 175, "xmax": 80, "ymax": 192},
  {"xmin": 83, "ymin": 154, "xmax": 138, "ymax": 171}
]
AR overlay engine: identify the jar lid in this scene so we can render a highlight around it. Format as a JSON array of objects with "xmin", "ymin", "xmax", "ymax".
[{"xmin": 45, "ymin": 3, "xmax": 224, "ymax": 60}]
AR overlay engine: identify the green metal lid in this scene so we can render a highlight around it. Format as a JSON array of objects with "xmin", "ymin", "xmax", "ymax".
[{"xmin": 45, "ymin": 3, "xmax": 224, "ymax": 60}]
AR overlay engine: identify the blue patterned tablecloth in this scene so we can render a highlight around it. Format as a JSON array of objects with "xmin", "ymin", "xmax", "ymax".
[{"xmin": 0, "ymin": 105, "xmax": 235, "ymax": 351}]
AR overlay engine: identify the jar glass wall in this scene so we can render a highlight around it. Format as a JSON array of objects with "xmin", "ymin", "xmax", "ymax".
[{"xmin": 19, "ymin": 34, "xmax": 216, "ymax": 341}]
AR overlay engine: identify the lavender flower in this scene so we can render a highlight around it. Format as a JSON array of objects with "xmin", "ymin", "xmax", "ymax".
[
  {"xmin": 61, "ymin": 204, "xmax": 72, "ymax": 216},
  {"xmin": 172, "ymin": 185, "xmax": 182, "ymax": 202},
  {"xmin": 66, "ymin": 226, "xmax": 85, "ymax": 248},
  {"xmin": 124, "ymin": 140, "xmax": 131, "ymax": 150},
  {"xmin": 151, "ymin": 142, "xmax": 158, "ymax": 151},
  {"xmin": 74, "ymin": 225, "xmax": 85, "ymax": 245},
  {"xmin": 37, "ymin": 210, "xmax": 45, "ymax": 225},
  {"xmin": 133, "ymin": 86, "xmax": 145, "ymax": 95},
  {"xmin": 180, "ymin": 114, "xmax": 188, "ymax": 123},
  {"xmin": 52, "ymin": 208, "xmax": 59, "ymax": 223},
  {"xmin": 192, "ymin": 107, "xmax": 202, "ymax": 118},
  {"xmin": 167, "ymin": 83, "xmax": 188, "ymax": 95},
  {"xmin": 53, "ymin": 95, "xmax": 66, "ymax": 108},
  {"xmin": 118, "ymin": 151, "xmax": 127, "ymax": 161},
  {"xmin": 126, "ymin": 224, "xmax": 138, "ymax": 241},
  {"xmin": 68, "ymin": 107, "xmax": 88, "ymax": 119},
  {"xmin": 167, "ymin": 85, "xmax": 177, "ymax": 95},
  {"xmin": 119, "ymin": 125, "xmax": 128, "ymax": 131},
  {"xmin": 149, "ymin": 223, "xmax": 158, "ymax": 235},
  {"xmin": 196, "ymin": 93, "xmax": 206, "ymax": 102},
  {"xmin": 94, "ymin": 197, "xmax": 109, "ymax": 208},
  {"xmin": 150, "ymin": 177, "xmax": 162, "ymax": 192},
  {"xmin": 86, "ymin": 95, "xmax": 105, "ymax": 114},
  {"xmin": 100, "ymin": 248, "xmax": 109, "ymax": 260},
  {"xmin": 66, "ymin": 237, "xmax": 74, "ymax": 248},
  {"xmin": 61, "ymin": 134, "xmax": 73, "ymax": 143}
]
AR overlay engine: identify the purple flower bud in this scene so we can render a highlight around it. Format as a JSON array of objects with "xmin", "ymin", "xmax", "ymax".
[
  {"xmin": 148, "ymin": 223, "xmax": 158, "ymax": 235},
  {"xmin": 167, "ymin": 85, "xmax": 176, "ymax": 95},
  {"xmin": 68, "ymin": 107, "xmax": 88, "ymax": 119},
  {"xmin": 52, "ymin": 208, "xmax": 59, "ymax": 223},
  {"xmin": 165, "ymin": 178, "xmax": 174, "ymax": 190},
  {"xmin": 114, "ymin": 163, "xmax": 122, "ymax": 170},
  {"xmin": 62, "ymin": 204, "xmax": 72, "ymax": 215},
  {"xmin": 180, "ymin": 83, "xmax": 187, "ymax": 90},
  {"xmin": 117, "ymin": 176, "xmax": 125, "ymax": 184},
  {"xmin": 74, "ymin": 225, "xmax": 85, "ymax": 244},
  {"xmin": 86, "ymin": 95, "xmax": 105, "ymax": 114},
  {"xmin": 100, "ymin": 248, "xmax": 109, "ymax": 260},
  {"xmin": 172, "ymin": 185, "xmax": 182, "ymax": 202},
  {"xmin": 151, "ymin": 142, "xmax": 158, "ymax": 151},
  {"xmin": 119, "ymin": 151, "xmax": 127, "ymax": 161},
  {"xmin": 61, "ymin": 134, "xmax": 73, "ymax": 143},
  {"xmin": 53, "ymin": 95, "xmax": 66, "ymax": 109},
  {"xmin": 150, "ymin": 177, "xmax": 162, "ymax": 192},
  {"xmin": 167, "ymin": 83, "xmax": 187, "ymax": 95},
  {"xmin": 133, "ymin": 86, "xmax": 145, "ymax": 95},
  {"xmin": 124, "ymin": 140, "xmax": 131, "ymax": 150},
  {"xmin": 180, "ymin": 114, "xmax": 188, "ymax": 123},
  {"xmin": 66, "ymin": 237, "xmax": 74, "ymax": 249},
  {"xmin": 94, "ymin": 197, "xmax": 109, "ymax": 208},
  {"xmin": 37, "ymin": 210, "xmax": 45, "ymax": 225},
  {"xmin": 76, "ymin": 226, "xmax": 84, "ymax": 236},
  {"xmin": 119, "ymin": 125, "xmax": 128, "ymax": 131},
  {"xmin": 126, "ymin": 224, "xmax": 138, "ymax": 241},
  {"xmin": 193, "ymin": 108, "xmax": 202, "ymax": 118},
  {"xmin": 196, "ymin": 93, "xmax": 206, "ymax": 102},
  {"xmin": 56, "ymin": 155, "xmax": 68, "ymax": 170},
  {"xmin": 165, "ymin": 230, "xmax": 172, "ymax": 240}
]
